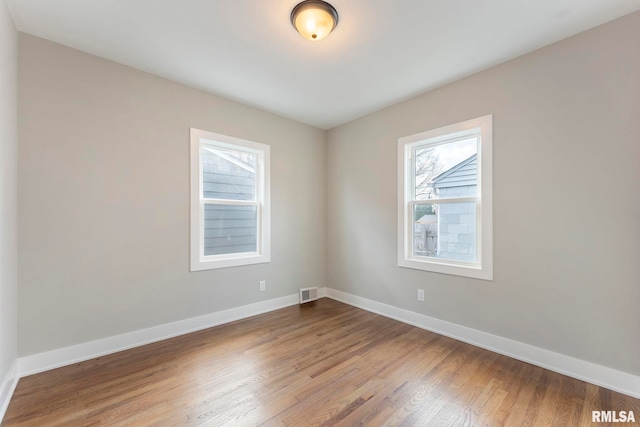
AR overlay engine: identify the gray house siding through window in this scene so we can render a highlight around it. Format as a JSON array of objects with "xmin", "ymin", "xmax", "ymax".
[
  {"xmin": 415, "ymin": 154, "xmax": 477, "ymax": 262},
  {"xmin": 432, "ymin": 155, "xmax": 477, "ymax": 190},
  {"xmin": 202, "ymin": 149, "xmax": 257, "ymax": 256}
]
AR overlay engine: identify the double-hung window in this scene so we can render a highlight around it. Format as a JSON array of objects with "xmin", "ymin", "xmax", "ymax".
[
  {"xmin": 190, "ymin": 128, "xmax": 270, "ymax": 271},
  {"xmin": 397, "ymin": 115, "xmax": 492, "ymax": 280}
]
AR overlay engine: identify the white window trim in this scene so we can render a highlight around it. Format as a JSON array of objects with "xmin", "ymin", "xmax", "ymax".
[
  {"xmin": 397, "ymin": 115, "xmax": 493, "ymax": 280},
  {"xmin": 190, "ymin": 128, "xmax": 271, "ymax": 271}
]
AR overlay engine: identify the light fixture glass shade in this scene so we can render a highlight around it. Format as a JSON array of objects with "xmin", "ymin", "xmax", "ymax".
[{"xmin": 291, "ymin": 1, "xmax": 338, "ymax": 41}]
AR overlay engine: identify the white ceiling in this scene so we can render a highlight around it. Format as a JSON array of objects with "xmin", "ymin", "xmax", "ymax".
[{"xmin": 7, "ymin": 0, "xmax": 640, "ymax": 129}]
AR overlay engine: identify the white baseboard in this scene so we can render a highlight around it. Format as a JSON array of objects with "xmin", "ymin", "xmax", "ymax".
[
  {"xmin": 317, "ymin": 286, "xmax": 327, "ymax": 299},
  {"xmin": 0, "ymin": 361, "xmax": 18, "ymax": 424},
  {"xmin": 12, "ymin": 284, "xmax": 636, "ymax": 407},
  {"xmin": 325, "ymin": 288, "xmax": 640, "ymax": 399},
  {"xmin": 19, "ymin": 291, "xmax": 310, "ymax": 377}
]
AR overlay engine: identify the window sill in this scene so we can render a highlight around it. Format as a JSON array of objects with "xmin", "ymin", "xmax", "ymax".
[{"xmin": 398, "ymin": 257, "xmax": 492, "ymax": 280}]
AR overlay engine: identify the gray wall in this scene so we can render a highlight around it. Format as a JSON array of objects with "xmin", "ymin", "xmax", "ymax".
[
  {"xmin": 327, "ymin": 11, "xmax": 640, "ymax": 375},
  {"xmin": 18, "ymin": 34, "xmax": 326, "ymax": 356},
  {"xmin": 0, "ymin": 0, "xmax": 17, "ymax": 389}
]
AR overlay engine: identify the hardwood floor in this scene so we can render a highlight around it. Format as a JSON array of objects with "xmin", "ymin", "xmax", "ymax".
[{"xmin": 3, "ymin": 298, "xmax": 639, "ymax": 426}]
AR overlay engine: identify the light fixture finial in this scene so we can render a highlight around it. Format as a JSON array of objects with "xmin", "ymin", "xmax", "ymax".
[{"xmin": 291, "ymin": 0, "xmax": 339, "ymax": 41}]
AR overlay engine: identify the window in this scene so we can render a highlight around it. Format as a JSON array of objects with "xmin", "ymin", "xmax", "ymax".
[
  {"xmin": 190, "ymin": 128, "xmax": 270, "ymax": 271},
  {"xmin": 397, "ymin": 115, "xmax": 493, "ymax": 280}
]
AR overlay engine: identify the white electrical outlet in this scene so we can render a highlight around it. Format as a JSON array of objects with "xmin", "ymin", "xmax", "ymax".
[
  {"xmin": 259, "ymin": 280, "xmax": 266, "ymax": 291},
  {"xmin": 417, "ymin": 289, "xmax": 425, "ymax": 302}
]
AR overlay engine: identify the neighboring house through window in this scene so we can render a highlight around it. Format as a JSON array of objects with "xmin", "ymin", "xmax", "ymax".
[
  {"xmin": 397, "ymin": 115, "xmax": 493, "ymax": 280},
  {"xmin": 190, "ymin": 128, "xmax": 270, "ymax": 271}
]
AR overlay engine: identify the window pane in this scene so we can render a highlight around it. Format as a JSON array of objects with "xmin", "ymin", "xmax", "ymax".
[
  {"xmin": 413, "ymin": 202, "xmax": 477, "ymax": 262},
  {"xmin": 415, "ymin": 137, "xmax": 478, "ymax": 200},
  {"xmin": 204, "ymin": 204, "xmax": 257, "ymax": 256},
  {"xmin": 202, "ymin": 147, "xmax": 256, "ymax": 200}
]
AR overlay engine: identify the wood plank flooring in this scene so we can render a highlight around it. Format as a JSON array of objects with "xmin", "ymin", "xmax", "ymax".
[{"xmin": 3, "ymin": 298, "xmax": 639, "ymax": 426}]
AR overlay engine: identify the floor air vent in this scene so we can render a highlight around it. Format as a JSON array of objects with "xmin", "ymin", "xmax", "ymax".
[{"xmin": 299, "ymin": 287, "xmax": 319, "ymax": 304}]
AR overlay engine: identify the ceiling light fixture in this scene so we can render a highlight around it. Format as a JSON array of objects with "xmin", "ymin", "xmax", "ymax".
[{"xmin": 290, "ymin": 0, "xmax": 339, "ymax": 41}]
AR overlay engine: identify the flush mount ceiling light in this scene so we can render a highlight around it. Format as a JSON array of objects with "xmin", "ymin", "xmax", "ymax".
[{"xmin": 290, "ymin": 0, "xmax": 339, "ymax": 41}]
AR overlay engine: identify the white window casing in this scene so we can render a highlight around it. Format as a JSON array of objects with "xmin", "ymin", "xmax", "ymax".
[
  {"xmin": 397, "ymin": 115, "xmax": 493, "ymax": 280},
  {"xmin": 190, "ymin": 128, "xmax": 270, "ymax": 271}
]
